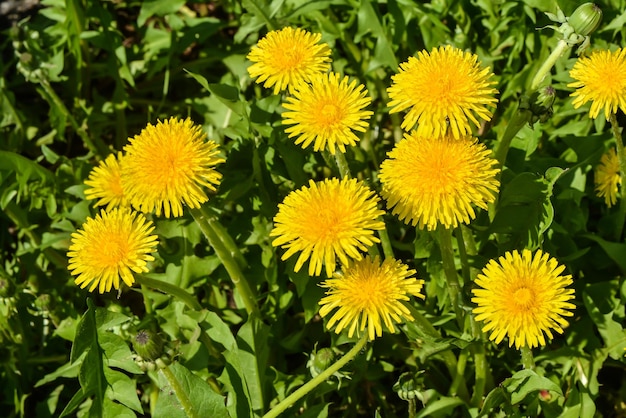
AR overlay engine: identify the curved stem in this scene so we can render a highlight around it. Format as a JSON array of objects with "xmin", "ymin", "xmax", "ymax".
[
  {"xmin": 135, "ymin": 275, "xmax": 201, "ymax": 311},
  {"xmin": 449, "ymin": 348, "xmax": 468, "ymax": 397},
  {"xmin": 438, "ymin": 227, "xmax": 464, "ymax": 327},
  {"xmin": 160, "ymin": 364, "xmax": 200, "ymax": 418},
  {"xmin": 521, "ymin": 346, "xmax": 535, "ymax": 370},
  {"xmin": 334, "ymin": 150, "xmax": 351, "ymax": 179},
  {"xmin": 190, "ymin": 206, "xmax": 259, "ymax": 316},
  {"xmin": 530, "ymin": 39, "xmax": 571, "ymax": 91},
  {"xmin": 609, "ymin": 113, "xmax": 626, "ymax": 241},
  {"xmin": 263, "ymin": 335, "xmax": 368, "ymax": 418},
  {"xmin": 377, "ymin": 224, "xmax": 395, "ymax": 260}
]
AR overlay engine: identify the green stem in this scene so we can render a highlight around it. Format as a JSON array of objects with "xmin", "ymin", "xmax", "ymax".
[
  {"xmin": 521, "ymin": 346, "xmax": 535, "ymax": 370},
  {"xmin": 454, "ymin": 227, "xmax": 471, "ymax": 284},
  {"xmin": 263, "ymin": 335, "xmax": 368, "ymax": 418},
  {"xmin": 377, "ymin": 224, "xmax": 395, "ymax": 260},
  {"xmin": 189, "ymin": 206, "xmax": 259, "ymax": 316},
  {"xmin": 530, "ymin": 39, "xmax": 571, "ymax": 91},
  {"xmin": 334, "ymin": 150, "xmax": 351, "ymax": 179},
  {"xmin": 437, "ymin": 227, "xmax": 464, "ymax": 327},
  {"xmin": 408, "ymin": 398, "xmax": 417, "ymax": 418},
  {"xmin": 609, "ymin": 113, "xmax": 626, "ymax": 241},
  {"xmin": 449, "ymin": 348, "xmax": 468, "ymax": 397},
  {"xmin": 161, "ymin": 364, "xmax": 200, "ymax": 418},
  {"xmin": 470, "ymin": 341, "xmax": 488, "ymax": 407},
  {"xmin": 135, "ymin": 275, "xmax": 201, "ymax": 311}
]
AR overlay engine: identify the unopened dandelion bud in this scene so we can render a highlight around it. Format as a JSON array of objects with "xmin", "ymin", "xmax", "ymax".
[
  {"xmin": 393, "ymin": 372, "xmax": 424, "ymax": 402},
  {"xmin": 132, "ymin": 330, "xmax": 163, "ymax": 361},
  {"xmin": 569, "ymin": 3, "xmax": 602, "ymax": 38},
  {"xmin": 310, "ymin": 348, "xmax": 335, "ymax": 377}
]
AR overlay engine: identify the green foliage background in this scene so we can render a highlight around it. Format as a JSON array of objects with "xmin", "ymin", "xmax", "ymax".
[{"xmin": 1, "ymin": 0, "xmax": 626, "ymax": 417}]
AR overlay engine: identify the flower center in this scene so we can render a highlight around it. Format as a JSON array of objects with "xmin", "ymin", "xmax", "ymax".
[
  {"xmin": 512, "ymin": 287, "xmax": 534, "ymax": 310},
  {"xmin": 319, "ymin": 103, "xmax": 342, "ymax": 127},
  {"xmin": 279, "ymin": 46, "xmax": 304, "ymax": 70}
]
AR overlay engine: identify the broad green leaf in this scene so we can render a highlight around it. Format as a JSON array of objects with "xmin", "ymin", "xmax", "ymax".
[
  {"xmin": 236, "ymin": 316, "xmax": 270, "ymax": 413},
  {"xmin": 155, "ymin": 363, "xmax": 230, "ymax": 418},
  {"xmin": 582, "ymin": 234, "xmax": 626, "ymax": 273},
  {"xmin": 137, "ymin": 0, "xmax": 186, "ymax": 27},
  {"xmin": 104, "ymin": 369, "xmax": 143, "ymax": 413},
  {"xmin": 98, "ymin": 333, "xmax": 143, "ymax": 375},
  {"xmin": 35, "ymin": 361, "xmax": 80, "ymax": 388},
  {"xmin": 416, "ymin": 396, "xmax": 465, "ymax": 417},
  {"xmin": 503, "ymin": 369, "xmax": 563, "ymax": 405}
]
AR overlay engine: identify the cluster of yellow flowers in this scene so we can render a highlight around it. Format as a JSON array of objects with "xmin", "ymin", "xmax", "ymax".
[
  {"xmin": 68, "ymin": 118, "xmax": 225, "ymax": 292},
  {"xmin": 68, "ymin": 26, "xmax": 626, "ymax": 350},
  {"xmin": 246, "ymin": 27, "xmax": 577, "ymax": 347}
]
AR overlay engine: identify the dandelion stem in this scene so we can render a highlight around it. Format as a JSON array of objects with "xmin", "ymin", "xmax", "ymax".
[
  {"xmin": 521, "ymin": 346, "xmax": 535, "ymax": 370},
  {"xmin": 530, "ymin": 39, "xmax": 571, "ymax": 91},
  {"xmin": 377, "ymin": 223, "xmax": 395, "ymax": 259},
  {"xmin": 135, "ymin": 275, "xmax": 201, "ymax": 311},
  {"xmin": 609, "ymin": 113, "xmax": 626, "ymax": 241},
  {"xmin": 438, "ymin": 227, "xmax": 464, "ymax": 327},
  {"xmin": 334, "ymin": 150, "xmax": 351, "ymax": 179},
  {"xmin": 190, "ymin": 206, "xmax": 259, "ymax": 316},
  {"xmin": 450, "ymin": 348, "xmax": 468, "ymax": 397},
  {"xmin": 263, "ymin": 335, "xmax": 368, "ymax": 418},
  {"xmin": 160, "ymin": 364, "xmax": 200, "ymax": 418}
]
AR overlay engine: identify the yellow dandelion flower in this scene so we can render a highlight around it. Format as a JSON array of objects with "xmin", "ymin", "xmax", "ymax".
[
  {"xmin": 67, "ymin": 208, "xmax": 159, "ymax": 293},
  {"xmin": 247, "ymin": 27, "xmax": 332, "ymax": 95},
  {"xmin": 472, "ymin": 249, "xmax": 575, "ymax": 349},
  {"xmin": 122, "ymin": 117, "xmax": 224, "ymax": 218},
  {"xmin": 84, "ymin": 152, "xmax": 128, "ymax": 210},
  {"xmin": 319, "ymin": 256, "xmax": 425, "ymax": 341},
  {"xmin": 595, "ymin": 147, "xmax": 622, "ymax": 207},
  {"xmin": 387, "ymin": 45, "xmax": 498, "ymax": 139},
  {"xmin": 282, "ymin": 72, "xmax": 373, "ymax": 154},
  {"xmin": 568, "ymin": 48, "xmax": 626, "ymax": 120},
  {"xmin": 270, "ymin": 178, "xmax": 385, "ymax": 277},
  {"xmin": 379, "ymin": 132, "xmax": 500, "ymax": 230}
]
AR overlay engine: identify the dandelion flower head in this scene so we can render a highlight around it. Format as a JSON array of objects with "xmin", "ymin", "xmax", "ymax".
[
  {"xmin": 247, "ymin": 27, "xmax": 332, "ymax": 94},
  {"xmin": 122, "ymin": 117, "xmax": 224, "ymax": 218},
  {"xmin": 84, "ymin": 152, "xmax": 128, "ymax": 210},
  {"xmin": 387, "ymin": 45, "xmax": 498, "ymax": 139},
  {"xmin": 319, "ymin": 256, "xmax": 425, "ymax": 341},
  {"xmin": 569, "ymin": 48, "xmax": 626, "ymax": 120},
  {"xmin": 270, "ymin": 178, "xmax": 385, "ymax": 277},
  {"xmin": 282, "ymin": 72, "xmax": 373, "ymax": 154},
  {"xmin": 67, "ymin": 208, "xmax": 159, "ymax": 293},
  {"xmin": 595, "ymin": 147, "xmax": 621, "ymax": 207},
  {"xmin": 379, "ymin": 132, "xmax": 500, "ymax": 230},
  {"xmin": 471, "ymin": 249, "xmax": 576, "ymax": 349}
]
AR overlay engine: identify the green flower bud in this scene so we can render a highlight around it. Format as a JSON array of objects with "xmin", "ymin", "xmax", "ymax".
[
  {"xmin": 132, "ymin": 330, "xmax": 164, "ymax": 361},
  {"xmin": 393, "ymin": 372, "xmax": 425, "ymax": 402},
  {"xmin": 311, "ymin": 348, "xmax": 335, "ymax": 374},
  {"xmin": 569, "ymin": 3, "xmax": 602, "ymax": 37}
]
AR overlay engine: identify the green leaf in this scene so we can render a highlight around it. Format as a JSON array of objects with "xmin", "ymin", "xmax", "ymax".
[
  {"xmin": 35, "ymin": 361, "xmax": 80, "ymax": 388},
  {"xmin": 99, "ymin": 333, "xmax": 143, "ymax": 375},
  {"xmin": 503, "ymin": 369, "xmax": 563, "ymax": 405},
  {"xmin": 559, "ymin": 384, "xmax": 596, "ymax": 418},
  {"xmin": 203, "ymin": 312, "xmax": 253, "ymax": 418},
  {"xmin": 104, "ymin": 369, "xmax": 143, "ymax": 413},
  {"xmin": 582, "ymin": 234, "xmax": 626, "ymax": 273},
  {"xmin": 236, "ymin": 316, "xmax": 270, "ymax": 413},
  {"xmin": 137, "ymin": 0, "xmax": 186, "ymax": 27},
  {"xmin": 155, "ymin": 363, "xmax": 230, "ymax": 418},
  {"xmin": 416, "ymin": 396, "xmax": 465, "ymax": 417}
]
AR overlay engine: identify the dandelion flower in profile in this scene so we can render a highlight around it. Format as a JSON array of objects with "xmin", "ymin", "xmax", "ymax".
[
  {"xmin": 84, "ymin": 152, "xmax": 128, "ymax": 210},
  {"xmin": 379, "ymin": 132, "xmax": 500, "ymax": 230},
  {"xmin": 471, "ymin": 249, "xmax": 575, "ymax": 349},
  {"xmin": 247, "ymin": 27, "xmax": 332, "ymax": 94},
  {"xmin": 122, "ymin": 117, "xmax": 224, "ymax": 218},
  {"xmin": 67, "ymin": 208, "xmax": 159, "ymax": 293},
  {"xmin": 270, "ymin": 178, "xmax": 385, "ymax": 277},
  {"xmin": 387, "ymin": 45, "xmax": 498, "ymax": 139},
  {"xmin": 319, "ymin": 256, "xmax": 425, "ymax": 341},
  {"xmin": 595, "ymin": 147, "xmax": 622, "ymax": 207},
  {"xmin": 282, "ymin": 72, "xmax": 373, "ymax": 154},
  {"xmin": 568, "ymin": 48, "xmax": 626, "ymax": 120}
]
